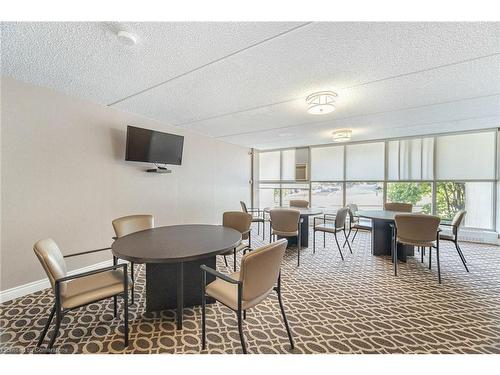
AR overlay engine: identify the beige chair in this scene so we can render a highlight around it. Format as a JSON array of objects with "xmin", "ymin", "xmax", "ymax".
[
  {"xmin": 221, "ymin": 211, "xmax": 252, "ymax": 271},
  {"xmin": 384, "ymin": 202, "xmax": 413, "ymax": 212},
  {"xmin": 112, "ymin": 214, "xmax": 154, "ymax": 305},
  {"xmin": 269, "ymin": 209, "xmax": 302, "ymax": 266},
  {"xmin": 440, "ymin": 209, "xmax": 468, "ymax": 272},
  {"xmin": 313, "ymin": 207, "xmax": 351, "ymax": 260},
  {"xmin": 34, "ymin": 238, "xmax": 131, "ymax": 350},
  {"xmin": 200, "ymin": 239, "xmax": 293, "ymax": 354},
  {"xmin": 240, "ymin": 201, "xmax": 265, "ymax": 240},
  {"xmin": 289, "ymin": 199, "xmax": 309, "ymax": 208},
  {"xmin": 392, "ymin": 214, "xmax": 442, "ymax": 283},
  {"xmin": 345, "ymin": 206, "xmax": 372, "ymax": 246}
]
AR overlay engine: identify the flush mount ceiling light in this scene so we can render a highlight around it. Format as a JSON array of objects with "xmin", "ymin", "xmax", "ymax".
[
  {"xmin": 116, "ymin": 30, "xmax": 138, "ymax": 46},
  {"xmin": 332, "ymin": 129, "xmax": 352, "ymax": 142},
  {"xmin": 306, "ymin": 91, "xmax": 337, "ymax": 115}
]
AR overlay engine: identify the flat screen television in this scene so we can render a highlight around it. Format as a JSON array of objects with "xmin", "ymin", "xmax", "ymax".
[{"xmin": 125, "ymin": 126, "xmax": 184, "ymax": 165}]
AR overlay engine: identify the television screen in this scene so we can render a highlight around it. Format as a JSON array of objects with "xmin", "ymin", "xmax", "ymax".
[{"xmin": 125, "ymin": 126, "xmax": 184, "ymax": 165}]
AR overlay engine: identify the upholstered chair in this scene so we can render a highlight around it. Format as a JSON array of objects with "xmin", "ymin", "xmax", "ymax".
[
  {"xmin": 240, "ymin": 201, "xmax": 265, "ymax": 240},
  {"xmin": 384, "ymin": 202, "xmax": 413, "ymax": 212},
  {"xmin": 345, "ymin": 206, "xmax": 372, "ymax": 246},
  {"xmin": 34, "ymin": 238, "xmax": 131, "ymax": 350},
  {"xmin": 289, "ymin": 199, "xmax": 309, "ymax": 208},
  {"xmin": 269, "ymin": 209, "xmax": 302, "ymax": 266},
  {"xmin": 313, "ymin": 207, "xmax": 352, "ymax": 260},
  {"xmin": 112, "ymin": 214, "xmax": 154, "ymax": 305},
  {"xmin": 200, "ymin": 238, "xmax": 294, "ymax": 354},
  {"xmin": 221, "ymin": 211, "xmax": 253, "ymax": 271},
  {"xmin": 392, "ymin": 214, "xmax": 442, "ymax": 283},
  {"xmin": 440, "ymin": 209, "xmax": 468, "ymax": 272}
]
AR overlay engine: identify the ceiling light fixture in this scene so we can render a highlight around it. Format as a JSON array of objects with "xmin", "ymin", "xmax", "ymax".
[
  {"xmin": 116, "ymin": 30, "xmax": 138, "ymax": 46},
  {"xmin": 332, "ymin": 129, "xmax": 352, "ymax": 142},
  {"xmin": 306, "ymin": 91, "xmax": 337, "ymax": 115}
]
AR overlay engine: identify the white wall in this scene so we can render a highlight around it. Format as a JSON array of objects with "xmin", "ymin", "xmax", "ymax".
[{"xmin": 0, "ymin": 76, "xmax": 250, "ymax": 291}]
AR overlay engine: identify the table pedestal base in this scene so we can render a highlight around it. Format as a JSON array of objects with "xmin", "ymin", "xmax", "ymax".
[
  {"xmin": 145, "ymin": 257, "xmax": 216, "ymax": 312},
  {"xmin": 371, "ymin": 219, "xmax": 414, "ymax": 262}
]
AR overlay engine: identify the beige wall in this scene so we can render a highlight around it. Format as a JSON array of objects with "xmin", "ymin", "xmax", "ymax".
[{"xmin": 0, "ymin": 76, "xmax": 250, "ymax": 291}]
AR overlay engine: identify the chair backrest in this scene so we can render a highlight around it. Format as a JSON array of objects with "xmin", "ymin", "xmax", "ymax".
[
  {"xmin": 223, "ymin": 211, "xmax": 252, "ymax": 240},
  {"xmin": 335, "ymin": 207, "xmax": 349, "ymax": 229},
  {"xmin": 395, "ymin": 214, "xmax": 441, "ymax": 243},
  {"xmin": 269, "ymin": 209, "xmax": 300, "ymax": 233},
  {"xmin": 289, "ymin": 200, "xmax": 309, "ymax": 208},
  {"xmin": 240, "ymin": 201, "xmax": 249, "ymax": 213},
  {"xmin": 451, "ymin": 209, "xmax": 466, "ymax": 235},
  {"xmin": 239, "ymin": 239, "xmax": 287, "ymax": 301},
  {"xmin": 384, "ymin": 202, "xmax": 413, "ymax": 212},
  {"xmin": 112, "ymin": 214, "xmax": 154, "ymax": 238},
  {"xmin": 33, "ymin": 238, "xmax": 67, "ymax": 294},
  {"xmin": 347, "ymin": 203, "xmax": 359, "ymax": 213}
]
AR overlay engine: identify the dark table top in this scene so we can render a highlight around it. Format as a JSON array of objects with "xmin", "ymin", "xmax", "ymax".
[
  {"xmin": 112, "ymin": 224, "xmax": 242, "ymax": 264},
  {"xmin": 263, "ymin": 206, "xmax": 323, "ymax": 216},
  {"xmin": 357, "ymin": 210, "xmax": 400, "ymax": 221}
]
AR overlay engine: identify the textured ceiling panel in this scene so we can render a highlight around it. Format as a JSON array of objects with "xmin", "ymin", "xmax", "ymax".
[{"xmin": 2, "ymin": 22, "xmax": 499, "ymax": 149}]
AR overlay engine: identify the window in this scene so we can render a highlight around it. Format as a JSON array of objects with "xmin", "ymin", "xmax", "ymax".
[
  {"xmin": 258, "ymin": 183, "xmax": 280, "ymax": 208},
  {"xmin": 346, "ymin": 142, "xmax": 384, "ymax": 180},
  {"xmin": 259, "ymin": 151, "xmax": 280, "ymax": 181},
  {"xmin": 436, "ymin": 132, "xmax": 495, "ymax": 180},
  {"xmin": 310, "ymin": 145, "xmax": 344, "ymax": 181},
  {"xmin": 281, "ymin": 149, "xmax": 296, "ymax": 181},
  {"xmin": 386, "ymin": 182, "xmax": 432, "ymax": 213},
  {"xmin": 436, "ymin": 181, "xmax": 494, "ymax": 229},
  {"xmin": 311, "ymin": 182, "xmax": 343, "ymax": 210},
  {"xmin": 346, "ymin": 182, "xmax": 384, "ymax": 210},
  {"xmin": 281, "ymin": 183, "xmax": 309, "ymax": 206},
  {"xmin": 388, "ymin": 138, "xmax": 434, "ymax": 180}
]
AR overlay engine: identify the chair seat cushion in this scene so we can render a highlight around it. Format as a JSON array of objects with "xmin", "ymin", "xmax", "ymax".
[
  {"xmin": 439, "ymin": 232, "xmax": 455, "ymax": 241},
  {"xmin": 352, "ymin": 223, "xmax": 372, "ymax": 231},
  {"xmin": 251, "ymin": 217, "xmax": 265, "ymax": 223},
  {"xmin": 62, "ymin": 269, "xmax": 132, "ymax": 309},
  {"xmin": 314, "ymin": 223, "xmax": 341, "ymax": 233},
  {"xmin": 271, "ymin": 229, "xmax": 298, "ymax": 237},
  {"xmin": 397, "ymin": 236, "xmax": 436, "ymax": 247},
  {"xmin": 205, "ymin": 272, "xmax": 273, "ymax": 311}
]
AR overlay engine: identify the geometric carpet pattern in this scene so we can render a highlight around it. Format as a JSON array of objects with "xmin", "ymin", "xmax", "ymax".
[{"xmin": 1, "ymin": 228, "xmax": 500, "ymax": 354}]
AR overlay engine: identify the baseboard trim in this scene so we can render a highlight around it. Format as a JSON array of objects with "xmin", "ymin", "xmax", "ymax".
[{"xmin": 0, "ymin": 259, "xmax": 116, "ymax": 304}]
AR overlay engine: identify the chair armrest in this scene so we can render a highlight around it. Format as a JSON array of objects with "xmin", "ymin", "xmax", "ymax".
[
  {"xmin": 55, "ymin": 263, "xmax": 127, "ymax": 283},
  {"xmin": 440, "ymin": 222, "xmax": 454, "ymax": 227},
  {"xmin": 314, "ymin": 216, "xmax": 335, "ymax": 225},
  {"xmin": 63, "ymin": 247, "xmax": 111, "ymax": 259},
  {"xmin": 200, "ymin": 265, "xmax": 241, "ymax": 285},
  {"xmin": 112, "ymin": 236, "xmax": 118, "ymax": 240},
  {"xmin": 241, "ymin": 229, "xmax": 251, "ymax": 237},
  {"xmin": 247, "ymin": 208, "xmax": 262, "ymax": 213}
]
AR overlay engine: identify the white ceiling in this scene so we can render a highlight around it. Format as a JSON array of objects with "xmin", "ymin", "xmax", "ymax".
[{"xmin": 2, "ymin": 22, "xmax": 500, "ymax": 149}]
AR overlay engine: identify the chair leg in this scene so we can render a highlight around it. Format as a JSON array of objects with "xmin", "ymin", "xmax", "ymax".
[
  {"xmin": 323, "ymin": 232, "xmax": 326, "ymax": 248},
  {"xmin": 342, "ymin": 228, "xmax": 351, "ymax": 248},
  {"xmin": 130, "ymin": 262, "xmax": 135, "ymax": 306},
  {"xmin": 456, "ymin": 242, "xmax": 467, "ymax": 263},
  {"xmin": 455, "ymin": 242, "xmax": 469, "ymax": 272},
  {"xmin": 262, "ymin": 219, "xmax": 265, "ymax": 240},
  {"xmin": 297, "ymin": 228, "xmax": 301, "ymax": 267},
  {"xmin": 223, "ymin": 255, "xmax": 229, "ymax": 268},
  {"xmin": 243, "ymin": 310, "xmax": 247, "ymax": 320},
  {"xmin": 436, "ymin": 243, "xmax": 442, "ymax": 284},
  {"xmin": 393, "ymin": 237, "xmax": 397, "ymax": 276},
  {"xmin": 421, "ymin": 247, "xmax": 424, "ymax": 263},
  {"xmin": 37, "ymin": 305, "xmax": 56, "ymax": 347},
  {"xmin": 113, "ymin": 296, "xmax": 117, "ymax": 318},
  {"xmin": 47, "ymin": 309, "xmax": 62, "ymax": 350},
  {"xmin": 233, "ymin": 248, "xmax": 237, "ymax": 272},
  {"xmin": 237, "ymin": 308, "xmax": 247, "ymax": 354},
  {"xmin": 313, "ymin": 229, "xmax": 316, "ymax": 254},
  {"xmin": 351, "ymin": 229, "xmax": 359, "ymax": 243},
  {"xmin": 343, "ymin": 229, "xmax": 352, "ymax": 254},
  {"xmin": 257, "ymin": 221, "xmax": 260, "ymax": 235},
  {"xmin": 201, "ymin": 282, "xmax": 206, "ymax": 350},
  {"xmin": 428, "ymin": 248, "xmax": 432, "ymax": 269},
  {"xmin": 333, "ymin": 233, "xmax": 344, "ymax": 261},
  {"xmin": 276, "ymin": 276, "xmax": 294, "ymax": 350},
  {"xmin": 123, "ymin": 293, "xmax": 129, "ymax": 347}
]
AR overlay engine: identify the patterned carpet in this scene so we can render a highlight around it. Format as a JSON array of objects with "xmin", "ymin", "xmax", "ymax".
[{"xmin": 1, "ymin": 227, "xmax": 500, "ymax": 354}]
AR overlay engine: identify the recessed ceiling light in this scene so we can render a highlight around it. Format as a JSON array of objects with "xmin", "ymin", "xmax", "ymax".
[
  {"xmin": 332, "ymin": 129, "xmax": 352, "ymax": 142},
  {"xmin": 116, "ymin": 30, "xmax": 138, "ymax": 46},
  {"xmin": 306, "ymin": 91, "xmax": 337, "ymax": 115}
]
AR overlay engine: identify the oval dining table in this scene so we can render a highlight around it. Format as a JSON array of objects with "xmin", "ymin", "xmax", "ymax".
[
  {"xmin": 112, "ymin": 224, "xmax": 241, "ymax": 329},
  {"xmin": 357, "ymin": 210, "xmax": 415, "ymax": 262},
  {"xmin": 264, "ymin": 206, "xmax": 323, "ymax": 247}
]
